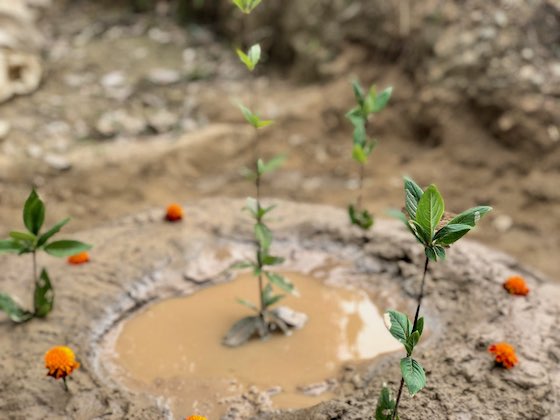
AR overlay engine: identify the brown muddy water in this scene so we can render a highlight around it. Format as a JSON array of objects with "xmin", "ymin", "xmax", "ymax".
[{"xmin": 104, "ymin": 271, "xmax": 401, "ymax": 418}]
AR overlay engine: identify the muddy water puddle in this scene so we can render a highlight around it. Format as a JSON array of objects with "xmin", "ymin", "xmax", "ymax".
[{"xmin": 105, "ymin": 271, "xmax": 401, "ymax": 418}]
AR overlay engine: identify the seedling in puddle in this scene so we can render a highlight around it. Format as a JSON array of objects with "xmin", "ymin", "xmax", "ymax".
[
  {"xmin": 0, "ymin": 189, "xmax": 91, "ymax": 322},
  {"xmin": 346, "ymin": 81, "xmax": 392, "ymax": 229},
  {"xmin": 377, "ymin": 177, "xmax": 491, "ymax": 419},
  {"xmin": 224, "ymin": 1, "xmax": 304, "ymax": 347}
]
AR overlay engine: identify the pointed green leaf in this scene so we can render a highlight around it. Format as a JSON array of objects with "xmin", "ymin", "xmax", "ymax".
[
  {"xmin": 9, "ymin": 231, "xmax": 36, "ymax": 243},
  {"xmin": 434, "ymin": 245, "xmax": 446, "ymax": 261},
  {"xmin": 375, "ymin": 384, "xmax": 397, "ymax": 420},
  {"xmin": 261, "ymin": 254, "xmax": 285, "ymax": 266},
  {"xmin": 236, "ymin": 298, "xmax": 259, "ymax": 312},
  {"xmin": 425, "ymin": 246, "xmax": 437, "ymax": 262},
  {"xmin": 254, "ymin": 223, "xmax": 272, "ymax": 251},
  {"xmin": 404, "ymin": 177, "xmax": 424, "ymax": 219},
  {"xmin": 373, "ymin": 86, "xmax": 393, "ymax": 113},
  {"xmin": 416, "ymin": 185, "xmax": 444, "ymax": 240},
  {"xmin": 384, "ymin": 310, "xmax": 411, "ymax": 344},
  {"xmin": 448, "ymin": 206, "xmax": 492, "ymax": 227},
  {"xmin": 259, "ymin": 154, "xmax": 286, "ymax": 175},
  {"xmin": 43, "ymin": 240, "xmax": 92, "ymax": 258},
  {"xmin": 34, "ymin": 269, "xmax": 54, "ymax": 318},
  {"xmin": 0, "ymin": 239, "xmax": 24, "ymax": 254},
  {"xmin": 37, "ymin": 217, "xmax": 70, "ymax": 247},
  {"xmin": 433, "ymin": 223, "xmax": 472, "ymax": 246},
  {"xmin": 414, "ymin": 317, "xmax": 424, "ymax": 337},
  {"xmin": 351, "ymin": 80, "xmax": 365, "ymax": 107},
  {"xmin": 400, "ymin": 357, "xmax": 426, "ymax": 395},
  {"xmin": 352, "ymin": 144, "xmax": 368, "ymax": 164},
  {"xmin": 23, "ymin": 189, "xmax": 45, "ymax": 235},
  {"xmin": 0, "ymin": 293, "xmax": 33, "ymax": 323},
  {"xmin": 230, "ymin": 261, "xmax": 255, "ymax": 270},
  {"xmin": 265, "ymin": 271, "xmax": 294, "ymax": 294}
]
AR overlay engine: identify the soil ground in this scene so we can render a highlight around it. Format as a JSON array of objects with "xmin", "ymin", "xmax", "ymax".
[{"xmin": 0, "ymin": 1, "xmax": 558, "ymax": 282}]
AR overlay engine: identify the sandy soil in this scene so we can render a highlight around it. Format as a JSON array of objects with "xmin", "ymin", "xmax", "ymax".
[{"xmin": 0, "ymin": 199, "xmax": 558, "ymax": 419}]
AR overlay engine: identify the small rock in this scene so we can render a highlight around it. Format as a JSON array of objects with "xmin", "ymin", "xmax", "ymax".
[
  {"xmin": 147, "ymin": 68, "xmax": 181, "ymax": 85},
  {"xmin": 271, "ymin": 306, "xmax": 308, "ymax": 329},
  {"xmin": 147, "ymin": 109, "xmax": 178, "ymax": 133},
  {"xmin": 148, "ymin": 27, "xmax": 172, "ymax": 44},
  {"xmin": 298, "ymin": 380, "xmax": 335, "ymax": 396},
  {"xmin": 493, "ymin": 215, "xmax": 513, "ymax": 233},
  {"xmin": 183, "ymin": 270, "xmax": 210, "ymax": 284},
  {"xmin": 101, "ymin": 71, "xmax": 126, "ymax": 89},
  {"xmin": 27, "ymin": 144, "xmax": 43, "ymax": 158},
  {"xmin": 44, "ymin": 153, "xmax": 72, "ymax": 171},
  {"xmin": 96, "ymin": 110, "xmax": 147, "ymax": 137},
  {"xmin": 0, "ymin": 120, "xmax": 10, "ymax": 139}
]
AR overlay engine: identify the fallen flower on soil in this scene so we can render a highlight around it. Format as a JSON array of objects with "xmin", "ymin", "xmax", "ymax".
[
  {"xmin": 68, "ymin": 251, "xmax": 89, "ymax": 265},
  {"xmin": 185, "ymin": 416, "xmax": 207, "ymax": 420},
  {"xmin": 165, "ymin": 203, "xmax": 184, "ymax": 222},
  {"xmin": 503, "ymin": 275, "xmax": 529, "ymax": 296},
  {"xmin": 488, "ymin": 342, "xmax": 519, "ymax": 369},
  {"xmin": 45, "ymin": 346, "xmax": 80, "ymax": 390}
]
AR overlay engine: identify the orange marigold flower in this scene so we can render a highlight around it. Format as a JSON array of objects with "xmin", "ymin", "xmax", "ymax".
[
  {"xmin": 488, "ymin": 342, "xmax": 518, "ymax": 369},
  {"xmin": 45, "ymin": 346, "xmax": 80, "ymax": 380},
  {"xmin": 186, "ymin": 416, "xmax": 207, "ymax": 420},
  {"xmin": 165, "ymin": 203, "xmax": 184, "ymax": 222},
  {"xmin": 68, "ymin": 251, "xmax": 90, "ymax": 265},
  {"xmin": 503, "ymin": 275, "xmax": 529, "ymax": 296}
]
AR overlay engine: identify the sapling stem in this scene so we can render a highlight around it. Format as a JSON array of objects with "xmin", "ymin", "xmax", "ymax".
[
  {"xmin": 62, "ymin": 377, "xmax": 69, "ymax": 392},
  {"xmin": 356, "ymin": 163, "xmax": 365, "ymax": 211},
  {"xmin": 32, "ymin": 251, "xmax": 38, "ymax": 285},
  {"xmin": 253, "ymin": 128, "xmax": 265, "ymax": 316},
  {"xmin": 391, "ymin": 256, "xmax": 430, "ymax": 420}
]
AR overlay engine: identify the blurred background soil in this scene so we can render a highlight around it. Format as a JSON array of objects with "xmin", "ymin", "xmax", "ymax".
[{"xmin": 0, "ymin": 0, "xmax": 558, "ymax": 280}]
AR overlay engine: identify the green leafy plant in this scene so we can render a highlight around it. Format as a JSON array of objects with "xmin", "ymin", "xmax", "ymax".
[
  {"xmin": 376, "ymin": 177, "xmax": 492, "ymax": 419},
  {"xmin": 0, "ymin": 190, "xmax": 91, "ymax": 322},
  {"xmin": 345, "ymin": 81, "xmax": 392, "ymax": 230},
  {"xmin": 232, "ymin": 0, "xmax": 262, "ymax": 14},
  {"xmin": 224, "ymin": 0, "xmax": 303, "ymax": 347}
]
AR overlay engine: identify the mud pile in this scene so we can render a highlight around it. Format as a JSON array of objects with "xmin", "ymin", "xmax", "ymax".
[{"xmin": 0, "ymin": 199, "xmax": 557, "ymax": 419}]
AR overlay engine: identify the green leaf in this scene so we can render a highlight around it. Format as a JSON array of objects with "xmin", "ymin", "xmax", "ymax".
[
  {"xmin": 433, "ymin": 223, "xmax": 472, "ymax": 246},
  {"xmin": 400, "ymin": 357, "xmax": 426, "ymax": 396},
  {"xmin": 352, "ymin": 144, "xmax": 368, "ymax": 164},
  {"xmin": 34, "ymin": 269, "xmax": 54, "ymax": 318},
  {"xmin": 415, "ymin": 184, "xmax": 444, "ymax": 241},
  {"xmin": 261, "ymin": 254, "xmax": 285, "ymax": 266},
  {"xmin": 0, "ymin": 239, "xmax": 24, "ymax": 254},
  {"xmin": 258, "ymin": 155, "xmax": 286, "ymax": 175},
  {"xmin": 9, "ymin": 231, "xmax": 36, "ymax": 243},
  {"xmin": 409, "ymin": 220, "xmax": 430, "ymax": 245},
  {"xmin": 414, "ymin": 317, "xmax": 424, "ymax": 337},
  {"xmin": 245, "ymin": 197, "xmax": 259, "ymax": 217},
  {"xmin": 237, "ymin": 298, "xmax": 259, "ymax": 312},
  {"xmin": 404, "ymin": 177, "xmax": 424, "ymax": 219},
  {"xmin": 384, "ymin": 310, "xmax": 411, "ymax": 344},
  {"xmin": 236, "ymin": 44, "xmax": 261, "ymax": 71},
  {"xmin": 348, "ymin": 205, "xmax": 374, "ymax": 230},
  {"xmin": 254, "ymin": 223, "xmax": 272, "ymax": 251},
  {"xmin": 434, "ymin": 245, "xmax": 446, "ymax": 261},
  {"xmin": 425, "ymin": 246, "xmax": 437, "ymax": 262},
  {"xmin": 351, "ymin": 80, "xmax": 365, "ymax": 107},
  {"xmin": 448, "ymin": 206, "xmax": 492, "ymax": 227},
  {"xmin": 238, "ymin": 104, "xmax": 273, "ymax": 129},
  {"xmin": 407, "ymin": 331, "xmax": 420, "ymax": 352},
  {"xmin": 375, "ymin": 385, "xmax": 397, "ymax": 420},
  {"xmin": 265, "ymin": 271, "xmax": 294, "ymax": 294},
  {"xmin": 230, "ymin": 261, "xmax": 255, "ymax": 270},
  {"xmin": 262, "ymin": 286, "xmax": 284, "ymax": 308},
  {"xmin": 372, "ymin": 86, "xmax": 393, "ymax": 113},
  {"xmin": 232, "ymin": 0, "xmax": 262, "ymax": 14},
  {"xmin": 0, "ymin": 293, "xmax": 33, "ymax": 323},
  {"xmin": 43, "ymin": 240, "xmax": 92, "ymax": 258},
  {"xmin": 37, "ymin": 218, "xmax": 71, "ymax": 248},
  {"xmin": 23, "ymin": 189, "xmax": 45, "ymax": 235}
]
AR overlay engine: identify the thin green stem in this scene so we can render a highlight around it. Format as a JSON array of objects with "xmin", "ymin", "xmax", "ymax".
[
  {"xmin": 356, "ymin": 163, "xmax": 365, "ymax": 211},
  {"xmin": 62, "ymin": 377, "xmax": 69, "ymax": 392},
  {"xmin": 391, "ymin": 256, "xmax": 430, "ymax": 420},
  {"xmin": 253, "ymin": 128, "xmax": 265, "ymax": 316},
  {"xmin": 32, "ymin": 251, "xmax": 37, "ymax": 284}
]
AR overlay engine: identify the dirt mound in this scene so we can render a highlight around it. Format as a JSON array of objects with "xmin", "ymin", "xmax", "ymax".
[
  {"xmin": 0, "ymin": 199, "xmax": 557, "ymax": 419},
  {"xmin": 193, "ymin": 0, "xmax": 560, "ymax": 154}
]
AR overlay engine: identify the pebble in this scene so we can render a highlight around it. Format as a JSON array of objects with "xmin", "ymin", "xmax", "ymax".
[
  {"xmin": 147, "ymin": 68, "xmax": 181, "ymax": 85},
  {"xmin": 0, "ymin": 120, "xmax": 10, "ymax": 139},
  {"xmin": 44, "ymin": 153, "xmax": 72, "ymax": 171},
  {"xmin": 493, "ymin": 214, "xmax": 513, "ymax": 233}
]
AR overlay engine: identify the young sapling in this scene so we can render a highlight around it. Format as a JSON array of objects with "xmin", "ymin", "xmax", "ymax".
[
  {"xmin": 346, "ymin": 81, "xmax": 392, "ymax": 230},
  {"xmin": 0, "ymin": 189, "xmax": 92, "ymax": 322},
  {"xmin": 223, "ymin": 0, "xmax": 302, "ymax": 347},
  {"xmin": 377, "ymin": 177, "xmax": 492, "ymax": 419}
]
